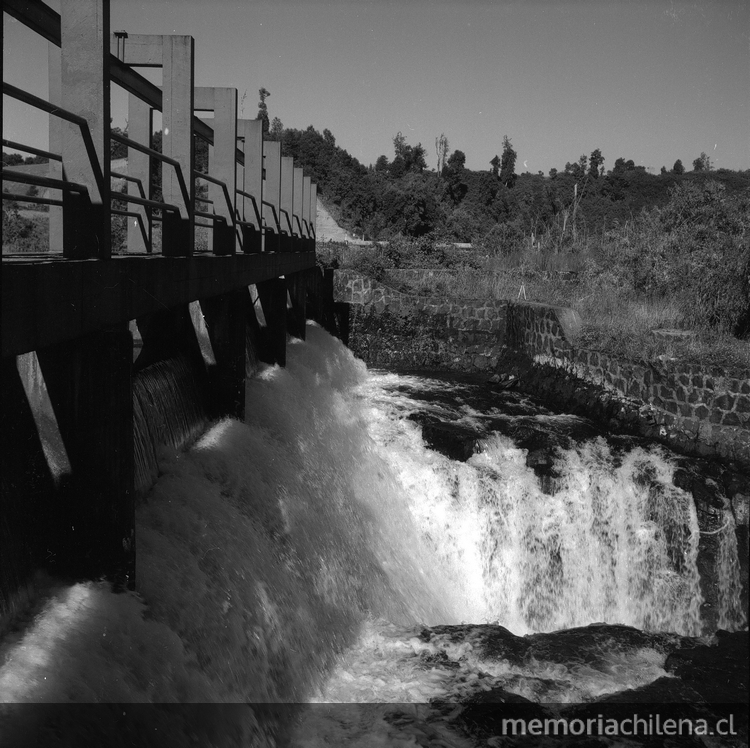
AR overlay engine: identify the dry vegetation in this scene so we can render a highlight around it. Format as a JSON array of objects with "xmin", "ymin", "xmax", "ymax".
[{"xmin": 319, "ymin": 181, "xmax": 750, "ymax": 371}]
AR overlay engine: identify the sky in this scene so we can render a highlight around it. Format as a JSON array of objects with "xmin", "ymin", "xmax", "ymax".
[{"xmin": 3, "ymin": 0, "xmax": 749, "ymax": 175}]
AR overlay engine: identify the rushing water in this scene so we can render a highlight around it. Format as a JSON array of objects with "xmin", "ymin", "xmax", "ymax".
[{"xmin": 1, "ymin": 324, "xmax": 746, "ymax": 746}]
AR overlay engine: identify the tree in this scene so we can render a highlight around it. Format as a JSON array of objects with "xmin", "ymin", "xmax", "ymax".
[
  {"xmin": 269, "ymin": 117, "xmax": 284, "ymax": 141},
  {"xmin": 548, "ymin": 167, "xmax": 558, "ymax": 179},
  {"xmin": 588, "ymin": 148, "xmax": 604, "ymax": 179},
  {"xmin": 490, "ymin": 154, "xmax": 500, "ymax": 177},
  {"xmin": 435, "ymin": 133, "xmax": 449, "ymax": 174},
  {"xmin": 446, "ymin": 150, "xmax": 466, "ymax": 171},
  {"xmin": 499, "ymin": 135, "xmax": 517, "ymax": 188},
  {"xmin": 257, "ymin": 87, "xmax": 270, "ymax": 135},
  {"xmin": 692, "ymin": 152, "xmax": 711, "ymax": 172},
  {"xmin": 673, "ymin": 159, "xmax": 685, "ymax": 175},
  {"xmin": 660, "ymin": 166, "xmax": 668, "ymax": 175},
  {"xmin": 391, "ymin": 131, "xmax": 426, "ymax": 173},
  {"xmin": 374, "ymin": 154, "xmax": 389, "ymax": 172},
  {"xmin": 323, "ymin": 129, "xmax": 336, "ymax": 147}
]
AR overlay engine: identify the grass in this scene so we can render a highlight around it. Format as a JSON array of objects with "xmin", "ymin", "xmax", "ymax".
[{"xmin": 320, "ymin": 241, "xmax": 750, "ymax": 371}]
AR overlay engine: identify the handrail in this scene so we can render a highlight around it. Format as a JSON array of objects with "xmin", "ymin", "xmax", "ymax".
[
  {"xmin": 111, "ymin": 192, "xmax": 178, "ymax": 214},
  {"xmin": 2, "ymin": 139, "xmax": 61, "ymax": 162},
  {"xmin": 2, "ymin": 168, "xmax": 89, "ymax": 194},
  {"xmin": 294, "ymin": 215, "xmax": 304, "ymax": 238},
  {"xmin": 261, "ymin": 200, "xmax": 282, "ymax": 232},
  {"xmin": 236, "ymin": 188, "xmax": 263, "ymax": 228},
  {"xmin": 279, "ymin": 207, "xmax": 295, "ymax": 236},
  {"xmin": 110, "ymin": 208, "xmax": 150, "ymax": 252},
  {"xmin": 111, "ymin": 131, "xmax": 190, "ymax": 212},
  {"xmin": 3, "ymin": 82, "xmax": 105, "ymax": 199},
  {"xmin": 112, "ymin": 172, "xmax": 147, "ymax": 200},
  {"xmin": 2, "ymin": 193, "xmax": 63, "ymax": 207},
  {"xmin": 3, "ymin": 0, "xmax": 221, "ymax": 152},
  {"xmin": 193, "ymin": 170, "xmax": 234, "ymax": 224}
]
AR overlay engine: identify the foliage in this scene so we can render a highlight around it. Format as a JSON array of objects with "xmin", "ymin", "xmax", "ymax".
[
  {"xmin": 257, "ymin": 87, "xmax": 270, "ymax": 136},
  {"xmin": 499, "ymin": 136, "xmax": 517, "ymax": 188},
  {"xmin": 2, "ymin": 200, "xmax": 48, "ymax": 253},
  {"xmin": 2, "ymin": 151, "xmax": 49, "ymax": 165}
]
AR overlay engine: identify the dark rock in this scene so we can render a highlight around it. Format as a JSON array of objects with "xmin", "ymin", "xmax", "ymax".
[{"xmin": 665, "ymin": 630, "xmax": 749, "ymax": 704}]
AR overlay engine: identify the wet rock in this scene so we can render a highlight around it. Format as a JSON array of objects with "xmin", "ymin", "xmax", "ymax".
[
  {"xmin": 417, "ymin": 419, "xmax": 483, "ymax": 462},
  {"xmin": 664, "ymin": 630, "xmax": 749, "ymax": 704},
  {"xmin": 524, "ymin": 623, "xmax": 687, "ymax": 668}
]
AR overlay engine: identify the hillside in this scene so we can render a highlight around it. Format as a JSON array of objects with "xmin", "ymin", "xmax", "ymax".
[{"xmin": 277, "ymin": 126, "xmax": 750, "ymax": 248}]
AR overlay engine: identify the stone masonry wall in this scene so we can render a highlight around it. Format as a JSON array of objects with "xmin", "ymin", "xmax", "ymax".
[
  {"xmin": 333, "ymin": 269, "xmax": 749, "ymax": 469},
  {"xmin": 334, "ymin": 269, "xmax": 508, "ymax": 373}
]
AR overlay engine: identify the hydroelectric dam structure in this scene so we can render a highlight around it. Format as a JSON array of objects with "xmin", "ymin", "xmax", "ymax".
[{"xmin": 2, "ymin": 0, "xmax": 333, "ymax": 626}]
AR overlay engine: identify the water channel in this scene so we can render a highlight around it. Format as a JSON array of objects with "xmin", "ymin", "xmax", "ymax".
[{"xmin": 0, "ymin": 324, "xmax": 747, "ymax": 746}]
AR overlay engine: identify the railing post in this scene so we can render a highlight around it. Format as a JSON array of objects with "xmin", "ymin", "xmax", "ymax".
[
  {"xmin": 280, "ymin": 156, "xmax": 294, "ymax": 253},
  {"xmin": 60, "ymin": 0, "xmax": 110, "ymax": 259},
  {"xmin": 127, "ymin": 93, "xmax": 153, "ymax": 253},
  {"xmin": 195, "ymin": 87, "xmax": 237, "ymax": 255},
  {"xmin": 263, "ymin": 141, "xmax": 281, "ymax": 253},
  {"xmin": 238, "ymin": 119, "xmax": 263, "ymax": 253},
  {"xmin": 162, "ymin": 35, "xmax": 195, "ymax": 255}
]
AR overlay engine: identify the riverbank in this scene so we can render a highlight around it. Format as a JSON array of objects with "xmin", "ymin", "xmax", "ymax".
[{"xmin": 333, "ymin": 270, "xmax": 750, "ymax": 472}]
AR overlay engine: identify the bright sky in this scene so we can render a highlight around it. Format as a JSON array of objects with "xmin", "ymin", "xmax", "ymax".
[{"xmin": 3, "ymin": 0, "xmax": 749, "ymax": 174}]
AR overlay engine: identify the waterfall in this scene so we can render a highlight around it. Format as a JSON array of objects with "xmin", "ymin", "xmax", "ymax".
[{"xmin": 1, "ymin": 325, "xmax": 744, "ymax": 731}]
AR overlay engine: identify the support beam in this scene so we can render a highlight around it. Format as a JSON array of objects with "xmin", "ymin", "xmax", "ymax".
[
  {"xmin": 238, "ymin": 119, "xmax": 263, "ymax": 253},
  {"xmin": 36, "ymin": 324, "xmax": 134, "ymax": 588},
  {"xmin": 60, "ymin": 0, "xmax": 110, "ymax": 258},
  {"xmin": 127, "ymin": 93, "xmax": 152, "ymax": 253},
  {"xmin": 201, "ymin": 290, "xmax": 248, "ymax": 419},
  {"xmin": 263, "ymin": 141, "xmax": 281, "ymax": 253},
  {"xmin": 256, "ymin": 278, "xmax": 287, "ymax": 366},
  {"xmin": 1, "ymin": 358, "xmax": 57, "ymax": 629}
]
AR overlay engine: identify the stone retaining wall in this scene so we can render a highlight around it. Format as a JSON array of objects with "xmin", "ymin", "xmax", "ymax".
[
  {"xmin": 333, "ymin": 269, "xmax": 750, "ymax": 469},
  {"xmin": 334, "ymin": 269, "xmax": 507, "ymax": 373}
]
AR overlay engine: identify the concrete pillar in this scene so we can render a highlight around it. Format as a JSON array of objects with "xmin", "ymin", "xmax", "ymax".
[
  {"xmin": 201, "ymin": 290, "xmax": 248, "ymax": 419},
  {"xmin": 280, "ymin": 156, "xmax": 294, "ymax": 252},
  {"xmin": 36, "ymin": 324, "xmax": 134, "ymax": 588},
  {"xmin": 256, "ymin": 278, "xmax": 287, "ymax": 366},
  {"xmin": 238, "ymin": 119, "xmax": 263, "ymax": 253},
  {"xmin": 286, "ymin": 271, "xmax": 307, "ymax": 341},
  {"xmin": 60, "ymin": 0, "xmax": 110, "ymax": 259},
  {"xmin": 48, "ymin": 42, "xmax": 63, "ymax": 253},
  {"xmin": 127, "ymin": 93, "xmax": 152, "ymax": 253},
  {"xmin": 161, "ymin": 35, "xmax": 195, "ymax": 255},
  {"xmin": 195, "ymin": 87, "xmax": 237, "ymax": 255},
  {"xmin": 293, "ymin": 167, "xmax": 304, "ymax": 250},
  {"xmin": 263, "ymin": 141, "xmax": 281, "ymax": 253},
  {"xmin": 1, "ymin": 359, "xmax": 57, "ymax": 627}
]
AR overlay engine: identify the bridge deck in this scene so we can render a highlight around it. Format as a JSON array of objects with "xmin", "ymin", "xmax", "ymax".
[{"xmin": 2, "ymin": 251, "xmax": 316, "ymax": 357}]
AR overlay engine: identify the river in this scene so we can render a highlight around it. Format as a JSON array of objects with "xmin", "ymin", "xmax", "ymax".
[{"xmin": 0, "ymin": 324, "xmax": 747, "ymax": 746}]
